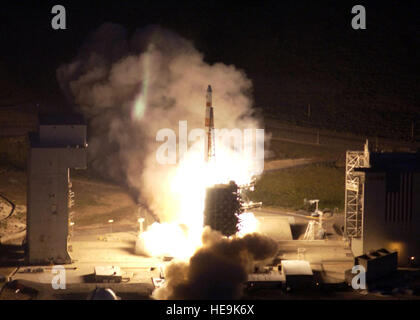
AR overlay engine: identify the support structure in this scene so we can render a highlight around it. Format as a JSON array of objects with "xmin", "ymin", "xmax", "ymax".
[
  {"xmin": 204, "ymin": 181, "xmax": 242, "ymax": 236},
  {"xmin": 344, "ymin": 140, "xmax": 370, "ymax": 238}
]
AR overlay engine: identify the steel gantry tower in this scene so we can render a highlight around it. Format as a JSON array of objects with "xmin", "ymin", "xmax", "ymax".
[{"xmin": 344, "ymin": 140, "xmax": 370, "ymax": 238}]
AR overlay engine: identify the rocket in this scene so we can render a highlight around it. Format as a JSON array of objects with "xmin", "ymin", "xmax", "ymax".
[{"xmin": 205, "ymin": 85, "xmax": 215, "ymax": 162}]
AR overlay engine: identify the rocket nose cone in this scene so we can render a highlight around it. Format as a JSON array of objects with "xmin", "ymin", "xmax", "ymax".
[{"xmin": 207, "ymin": 85, "xmax": 212, "ymax": 92}]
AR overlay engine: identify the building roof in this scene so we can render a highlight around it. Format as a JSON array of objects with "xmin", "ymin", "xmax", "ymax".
[
  {"xmin": 39, "ymin": 113, "xmax": 85, "ymax": 126},
  {"xmin": 357, "ymin": 152, "xmax": 420, "ymax": 173}
]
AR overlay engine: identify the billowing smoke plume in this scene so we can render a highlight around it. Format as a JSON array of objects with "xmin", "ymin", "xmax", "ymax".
[
  {"xmin": 153, "ymin": 227, "xmax": 278, "ymax": 300},
  {"xmin": 57, "ymin": 23, "xmax": 261, "ymax": 222}
]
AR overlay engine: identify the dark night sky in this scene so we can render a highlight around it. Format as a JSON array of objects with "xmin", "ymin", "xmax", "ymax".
[{"xmin": 0, "ymin": 0, "xmax": 419, "ymax": 132}]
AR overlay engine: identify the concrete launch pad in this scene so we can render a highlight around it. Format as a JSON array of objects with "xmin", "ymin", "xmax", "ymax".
[
  {"xmin": 2, "ymin": 208, "xmax": 419, "ymax": 300},
  {"xmin": 6, "ymin": 230, "xmax": 162, "ymax": 299},
  {"xmin": 2, "ymin": 208, "xmax": 354, "ymax": 299},
  {"xmin": 254, "ymin": 209, "xmax": 354, "ymax": 284},
  {"xmin": 255, "ymin": 215, "xmax": 293, "ymax": 240}
]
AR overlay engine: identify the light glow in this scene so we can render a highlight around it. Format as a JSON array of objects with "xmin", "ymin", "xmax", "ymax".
[{"xmin": 135, "ymin": 136, "xmax": 261, "ymax": 260}]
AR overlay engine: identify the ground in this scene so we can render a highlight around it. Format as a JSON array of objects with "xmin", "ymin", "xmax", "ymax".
[
  {"xmin": 251, "ymin": 162, "xmax": 345, "ymax": 210},
  {"xmin": 0, "ymin": 165, "xmax": 139, "ymax": 237},
  {"xmin": 2, "ymin": 207, "xmax": 419, "ymax": 300}
]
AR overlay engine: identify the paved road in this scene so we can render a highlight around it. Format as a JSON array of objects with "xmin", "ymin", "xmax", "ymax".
[
  {"xmin": 266, "ymin": 120, "xmax": 420, "ymax": 152},
  {"xmin": 264, "ymin": 158, "xmax": 323, "ymax": 172}
]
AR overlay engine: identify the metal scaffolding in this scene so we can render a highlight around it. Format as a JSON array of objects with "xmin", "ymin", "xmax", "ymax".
[{"xmin": 344, "ymin": 140, "xmax": 370, "ymax": 238}]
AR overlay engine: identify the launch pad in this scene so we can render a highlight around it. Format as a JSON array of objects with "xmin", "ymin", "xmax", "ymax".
[
  {"xmin": 2, "ymin": 208, "xmax": 358, "ymax": 299},
  {"xmin": 4, "ymin": 229, "xmax": 161, "ymax": 299}
]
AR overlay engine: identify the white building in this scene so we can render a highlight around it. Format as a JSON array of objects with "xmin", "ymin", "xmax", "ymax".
[{"xmin": 26, "ymin": 115, "xmax": 87, "ymax": 264}]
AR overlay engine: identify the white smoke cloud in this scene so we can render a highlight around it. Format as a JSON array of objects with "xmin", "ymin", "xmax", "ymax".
[{"xmin": 57, "ymin": 23, "xmax": 261, "ymax": 222}]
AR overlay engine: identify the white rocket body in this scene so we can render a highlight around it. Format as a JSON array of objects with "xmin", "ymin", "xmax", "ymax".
[{"xmin": 205, "ymin": 85, "xmax": 215, "ymax": 162}]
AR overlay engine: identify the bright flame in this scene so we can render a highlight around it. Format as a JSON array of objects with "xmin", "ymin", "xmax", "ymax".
[
  {"xmin": 135, "ymin": 135, "xmax": 261, "ymax": 260},
  {"xmin": 135, "ymin": 222, "xmax": 196, "ymax": 260},
  {"xmin": 237, "ymin": 212, "xmax": 260, "ymax": 237}
]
